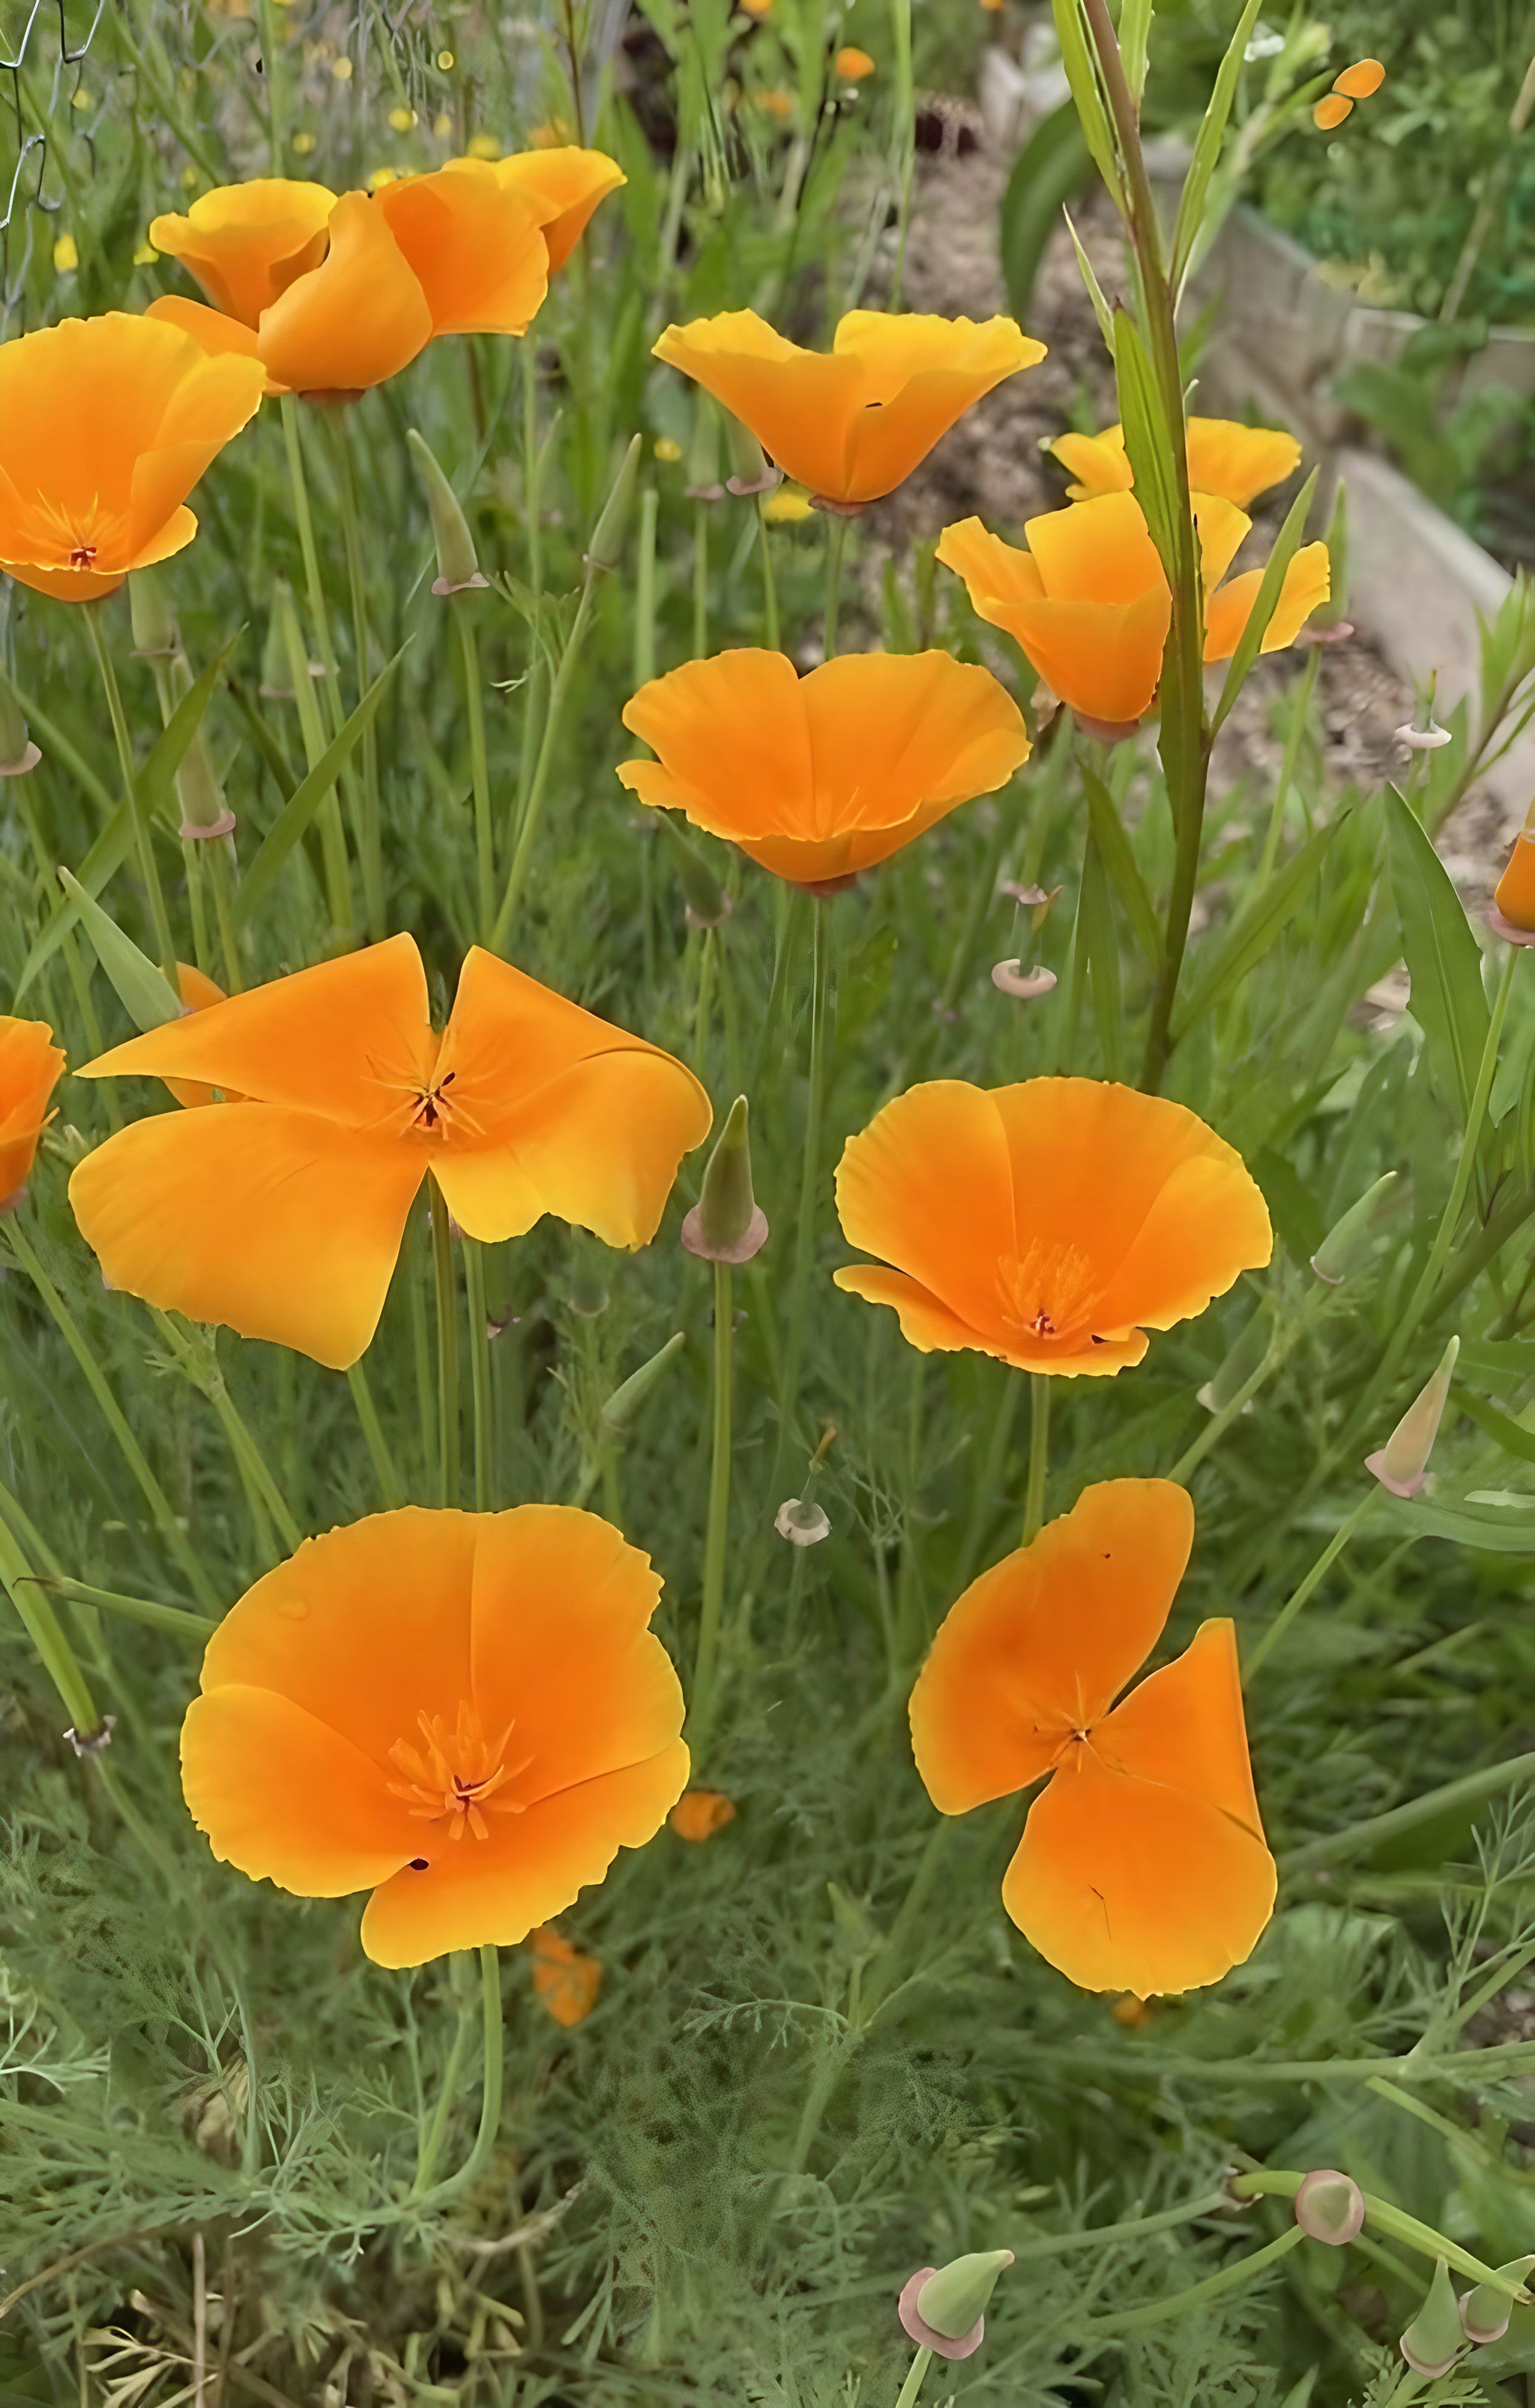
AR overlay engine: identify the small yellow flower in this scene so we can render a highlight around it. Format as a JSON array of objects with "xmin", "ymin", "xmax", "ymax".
[
  {"xmin": 133, "ymin": 240, "xmax": 157, "ymax": 267},
  {"xmin": 762, "ymin": 486, "xmax": 812, "ymax": 524},
  {"xmin": 387, "ymin": 106, "xmax": 416, "ymax": 132},
  {"xmin": 70, "ymin": 88, "xmax": 91, "ymax": 109},
  {"xmin": 331, "ymin": 54, "xmax": 353, "ymax": 79},
  {"xmin": 52, "ymin": 233, "xmax": 78, "ymax": 273},
  {"xmin": 466, "ymin": 130, "xmax": 501, "ymax": 159},
  {"xmin": 432, "ymin": 112, "xmax": 453, "ymax": 139},
  {"xmin": 436, "ymin": 48, "xmax": 454, "ymax": 69},
  {"xmin": 653, "ymin": 435, "xmax": 683, "ymax": 463},
  {"xmin": 290, "ymin": 129, "xmax": 317, "ymax": 154},
  {"xmin": 180, "ymin": 165, "xmax": 199, "ymax": 190},
  {"xmin": 835, "ymin": 45, "xmax": 875, "ymax": 78}
]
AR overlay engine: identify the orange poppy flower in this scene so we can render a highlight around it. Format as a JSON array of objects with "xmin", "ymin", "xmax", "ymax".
[
  {"xmin": 180, "ymin": 1505, "xmax": 689, "ymax": 1968},
  {"xmin": 835, "ymin": 45, "xmax": 875, "ymax": 77},
  {"xmin": 909, "ymin": 1479, "xmax": 1276, "ymax": 1997},
  {"xmin": 1050, "ymin": 417, "xmax": 1303, "ymax": 510},
  {"xmin": 651, "ymin": 310, "xmax": 1046, "ymax": 510},
  {"xmin": 1334, "ymin": 56, "xmax": 1384, "ymax": 99},
  {"xmin": 937, "ymin": 492, "xmax": 1329, "ymax": 737},
  {"xmin": 531, "ymin": 1925, "xmax": 603, "ymax": 2024},
  {"xmin": 67, "ymin": 935, "xmax": 712, "ymax": 1370},
  {"xmin": 148, "ymin": 178, "xmax": 337, "ymax": 326},
  {"xmin": 1314, "ymin": 93, "xmax": 1354, "ymax": 129},
  {"xmin": 833, "ymin": 1076, "xmax": 1271, "ymax": 1375},
  {"xmin": 0, "ymin": 1016, "xmax": 65, "ymax": 1205},
  {"xmin": 483, "ymin": 145, "xmax": 627, "ymax": 273},
  {"xmin": 0, "ymin": 314, "xmax": 264, "ymax": 602},
  {"xmin": 1494, "ymin": 831, "xmax": 1535, "ymax": 940},
  {"xmin": 669, "ymin": 1789, "xmax": 736, "ymax": 1841},
  {"xmin": 618, "ymin": 650, "xmax": 1030, "ymax": 887}
]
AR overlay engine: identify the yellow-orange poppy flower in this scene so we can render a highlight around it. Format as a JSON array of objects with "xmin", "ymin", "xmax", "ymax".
[
  {"xmin": 937, "ymin": 492, "xmax": 1329, "ymax": 737},
  {"xmin": 835, "ymin": 45, "xmax": 875, "ymax": 78},
  {"xmin": 618, "ymin": 649, "xmax": 1030, "ymax": 887},
  {"xmin": 909, "ymin": 1479, "xmax": 1276, "ymax": 1997},
  {"xmin": 1050, "ymin": 417, "xmax": 1302, "ymax": 510},
  {"xmin": 1314, "ymin": 92, "xmax": 1354, "ymax": 128},
  {"xmin": 482, "ymin": 145, "xmax": 626, "ymax": 273},
  {"xmin": 531, "ymin": 1925, "xmax": 603, "ymax": 2024},
  {"xmin": 180, "ymin": 1505, "xmax": 689, "ymax": 1968},
  {"xmin": 1492, "ymin": 831, "xmax": 1535, "ymax": 942},
  {"xmin": 372, "ymin": 161, "xmax": 552, "ymax": 335},
  {"xmin": 0, "ymin": 314, "xmax": 264, "ymax": 602},
  {"xmin": 67, "ymin": 935, "xmax": 712, "ymax": 1370},
  {"xmin": 834, "ymin": 1076, "xmax": 1271, "ymax": 1375},
  {"xmin": 652, "ymin": 310, "xmax": 1046, "ymax": 510},
  {"xmin": 0, "ymin": 1016, "xmax": 64, "ymax": 1204},
  {"xmin": 1334, "ymin": 56, "xmax": 1384, "ymax": 98},
  {"xmin": 669, "ymin": 1789, "xmax": 736, "ymax": 1841},
  {"xmin": 148, "ymin": 178, "xmax": 337, "ymax": 326}
]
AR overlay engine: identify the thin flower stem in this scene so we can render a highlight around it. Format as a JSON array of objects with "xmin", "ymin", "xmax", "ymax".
[
  {"xmin": 1023, "ymin": 1374, "xmax": 1051, "ymax": 1544},
  {"xmin": 21, "ymin": 1574, "xmax": 215, "ymax": 1641},
  {"xmin": 1073, "ymin": 2224, "xmax": 1305, "ymax": 2336},
  {"xmin": 634, "ymin": 484, "xmax": 658, "ymax": 687},
  {"xmin": 954, "ymin": 1372, "xmax": 1020, "ymax": 1592},
  {"xmin": 4, "ymin": 1220, "xmax": 220, "ymax": 1609},
  {"xmin": 279, "ymin": 395, "xmax": 342, "ymax": 698},
  {"xmin": 347, "ymin": 1363, "xmax": 405, "ymax": 1509},
  {"xmin": 690, "ymin": 1261, "xmax": 735, "ymax": 1754},
  {"xmin": 1285, "ymin": 1748, "xmax": 1535, "ymax": 1877},
  {"xmin": 85, "ymin": 605, "xmax": 177, "ymax": 982},
  {"xmin": 465, "ymin": 1241, "xmax": 494, "ymax": 1512},
  {"xmin": 893, "ymin": 2347, "xmax": 932, "ymax": 2408},
  {"xmin": 780, "ymin": 896, "xmax": 833, "ymax": 1445},
  {"xmin": 330, "ymin": 418, "xmax": 384, "ymax": 935},
  {"xmin": 693, "ymin": 499, "xmax": 710, "ymax": 660},
  {"xmin": 1011, "ymin": 2191, "xmax": 1231, "ymax": 2261},
  {"xmin": 411, "ymin": 1976, "xmax": 475, "ymax": 2196},
  {"xmin": 454, "ymin": 600, "xmax": 495, "ymax": 944},
  {"xmin": 758, "ymin": 501, "xmax": 779, "ymax": 648},
  {"xmin": 0, "ymin": 1514, "xmax": 101, "ymax": 1736},
  {"xmin": 822, "ymin": 515, "xmax": 848, "ymax": 659},
  {"xmin": 413, "ymin": 1947, "xmax": 504, "ymax": 2205},
  {"xmin": 1255, "ymin": 647, "xmax": 1321, "ymax": 890},
  {"xmin": 1229, "ymin": 2170, "xmax": 1525, "ymax": 2298},
  {"xmin": 430, "ymin": 1183, "xmax": 461, "ymax": 1508},
  {"xmin": 1244, "ymin": 1492, "xmax": 1375, "ymax": 1678},
  {"xmin": 492, "ymin": 570, "xmax": 600, "ymax": 951}
]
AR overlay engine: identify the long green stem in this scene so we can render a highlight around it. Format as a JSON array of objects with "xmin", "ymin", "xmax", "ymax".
[
  {"xmin": 780, "ymin": 898, "xmax": 833, "ymax": 1441},
  {"xmin": 758, "ymin": 501, "xmax": 779, "ymax": 648},
  {"xmin": 465, "ymin": 1241, "xmax": 493, "ymax": 1512},
  {"xmin": 1286, "ymin": 1748, "xmax": 1535, "ymax": 1877},
  {"xmin": 411, "ymin": 1978, "xmax": 475, "ymax": 2197},
  {"xmin": 1023, "ymin": 1375, "xmax": 1050, "ymax": 1544},
  {"xmin": 331, "ymin": 417, "xmax": 384, "ymax": 935},
  {"xmin": 492, "ymin": 571, "xmax": 600, "ymax": 950},
  {"xmin": 414, "ymin": 1947, "xmax": 504, "ymax": 2206},
  {"xmin": 0, "ymin": 1518, "xmax": 102, "ymax": 1737},
  {"xmin": 1075, "ymin": 2226, "xmax": 1305, "ymax": 2336},
  {"xmin": 1245, "ymin": 1492, "xmax": 1374, "ymax": 1677},
  {"xmin": 822, "ymin": 516, "xmax": 848, "ymax": 659},
  {"xmin": 1230, "ymin": 2170, "xmax": 1525, "ymax": 2299},
  {"xmin": 692, "ymin": 499, "xmax": 710, "ymax": 660},
  {"xmin": 20, "ymin": 1574, "xmax": 215, "ymax": 1641},
  {"xmin": 893, "ymin": 2347, "xmax": 932, "ymax": 2408},
  {"xmin": 690, "ymin": 1261, "xmax": 735, "ymax": 1754},
  {"xmin": 347, "ymin": 1363, "xmax": 405, "ymax": 1509},
  {"xmin": 85, "ymin": 606, "xmax": 176, "ymax": 982},
  {"xmin": 279, "ymin": 396, "xmax": 342, "ymax": 698},
  {"xmin": 430, "ymin": 1183, "xmax": 460, "ymax": 1507},
  {"xmin": 454, "ymin": 600, "xmax": 495, "ymax": 944}
]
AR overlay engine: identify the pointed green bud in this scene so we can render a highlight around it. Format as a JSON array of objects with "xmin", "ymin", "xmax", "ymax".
[
  {"xmin": 168, "ymin": 655, "xmax": 234, "ymax": 839},
  {"xmin": 1366, "ymin": 1334, "xmax": 1459, "ymax": 1498},
  {"xmin": 600, "ymin": 1330, "xmax": 686, "ymax": 1437},
  {"xmin": 1312, "ymin": 1172, "xmax": 1396, "ymax": 1285},
  {"xmin": 261, "ymin": 579, "xmax": 298, "ymax": 699},
  {"xmin": 1461, "ymin": 2255, "xmax": 1535, "ymax": 2347},
  {"xmin": 407, "ymin": 428, "xmax": 487, "ymax": 596},
  {"xmin": 654, "ymin": 815, "xmax": 732, "ymax": 928},
  {"xmin": 725, "ymin": 413, "xmax": 779, "ymax": 498},
  {"xmin": 1400, "ymin": 2258, "xmax": 1465, "ymax": 2378},
  {"xmin": 585, "ymin": 433, "xmax": 643, "ymax": 573},
  {"xmin": 916, "ymin": 2251, "xmax": 1014, "ymax": 2341},
  {"xmin": 1293, "ymin": 2169, "xmax": 1364, "ymax": 2245},
  {"xmin": 1196, "ymin": 1303, "xmax": 1270, "ymax": 1416},
  {"xmin": 682, "ymin": 1096, "xmax": 768, "ymax": 1264},
  {"xmin": 685, "ymin": 396, "xmax": 725, "ymax": 501},
  {"xmin": 0, "ymin": 676, "xmax": 38, "ymax": 776},
  {"xmin": 128, "ymin": 566, "xmax": 178, "ymax": 659}
]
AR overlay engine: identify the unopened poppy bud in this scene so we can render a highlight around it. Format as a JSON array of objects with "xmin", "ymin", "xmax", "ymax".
[
  {"xmin": 776, "ymin": 1496, "xmax": 830, "ymax": 1545},
  {"xmin": 685, "ymin": 397, "xmax": 725, "ymax": 501},
  {"xmin": 1311, "ymin": 1171, "xmax": 1397, "ymax": 1284},
  {"xmin": 1401, "ymin": 2259, "xmax": 1465, "ymax": 2379},
  {"xmin": 128, "ymin": 567, "xmax": 178, "ymax": 658},
  {"xmin": 1196, "ymin": 1303, "xmax": 1270, "ymax": 1414},
  {"xmin": 1366, "ymin": 1335, "xmax": 1459, "ymax": 1498},
  {"xmin": 0, "ymin": 678, "xmax": 38, "ymax": 776},
  {"xmin": 600, "ymin": 1330, "xmax": 685, "ymax": 1435},
  {"xmin": 725, "ymin": 413, "xmax": 780, "ymax": 498},
  {"xmin": 260, "ymin": 580, "xmax": 299, "ymax": 700},
  {"xmin": 1460, "ymin": 2256, "xmax": 1535, "ymax": 2346},
  {"xmin": 898, "ymin": 2249, "xmax": 1013, "ymax": 2360},
  {"xmin": 585, "ymin": 432, "xmax": 643, "ymax": 572},
  {"xmin": 406, "ymin": 427, "xmax": 488, "ymax": 596},
  {"xmin": 1294, "ymin": 2168, "xmax": 1365, "ymax": 2245},
  {"xmin": 682, "ymin": 1096, "xmax": 768, "ymax": 1264}
]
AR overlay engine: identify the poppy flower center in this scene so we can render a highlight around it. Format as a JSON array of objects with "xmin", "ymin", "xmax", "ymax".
[
  {"xmin": 1000, "ymin": 1239, "xmax": 1105, "ymax": 1348},
  {"xmin": 386, "ymin": 1701, "xmax": 531, "ymax": 1842},
  {"xmin": 68, "ymin": 543, "xmax": 98, "ymax": 570}
]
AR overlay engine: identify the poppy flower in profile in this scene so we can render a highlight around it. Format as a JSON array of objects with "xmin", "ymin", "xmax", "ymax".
[
  {"xmin": 0, "ymin": 1016, "xmax": 65, "ymax": 1206},
  {"xmin": 482, "ymin": 145, "xmax": 627, "ymax": 272},
  {"xmin": 531, "ymin": 1925, "xmax": 603, "ymax": 2024},
  {"xmin": 937, "ymin": 492, "xmax": 1329, "ymax": 739},
  {"xmin": 148, "ymin": 178, "xmax": 337, "ymax": 326},
  {"xmin": 618, "ymin": 649, "xmax": 1030, "ymax": 887},
  {"xmin": 180, "ymin": 1505, "xmax": 689, "ymax": 1969},
  {"xmin": 0, "ymin": 314, "xmax": 265, "ymax": 602},
  {"xmin": 652, "ymin": 309, "xmax": 1046, "ymax": 510},
  {"xmin": 909, "ymin": 1479, "xmax": 1276, "ymax": 1997},
  {"xmin": 1493, "ymin": 830, "xmax": 1535, "ymax": 944},
  {"xmin": 68, "ymin": 934, "xmax": 711, "ymax": 1369},
  {"xmin": 833, "ymin": 1075, "xmax": 1271, "ymax": 1375},
  {"xmin": 1049, "ymin": 417, "xmax": 1302, "ymax": 511}
]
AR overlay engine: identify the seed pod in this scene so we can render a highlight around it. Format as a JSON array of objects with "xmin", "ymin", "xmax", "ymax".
[
  {"xmin": 1400, "ymin": 2259, "xmax": 1465, "ymax": 2379},
  {"xmin": 1293, "ymin": 2168, "xmax": 1365, "ymax": 2245},
  {"xmin": 585, "ymin": 432, "xmax": 643, "ymax": 572},
  {"xmin": 1460, "ymin": 2255, "xmax": 1535, "ymax": 2347},
  {"xmin": 682, "ymin": 1097, "xmax": 768, "ymax": 1264},
  {"xmin": 406, "ymin": 427, "xmax": 487, "ymax": 596},
  {"xmin": 600, "ymin": 1331, "xmax": 685, "ymax": 1437},
  {"xmin": 1311, "ymin": 1171, "xmax": 1396, "ymax": 1285}
]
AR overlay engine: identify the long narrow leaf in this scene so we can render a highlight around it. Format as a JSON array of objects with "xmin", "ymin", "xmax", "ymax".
[
  {"xmin": 57, "ymin": 870, "xmax": 181, "ymax": 1033},
  {"xmin": 1050, "ymin": 0, "xmax": 1124, "ymax": 207},
  {"xmin": 1210, "ymin": 468, "xmax": 1320, "ymax": 737},
  {"xmin": 1455, "ymin": 1387, "xmax": 1535, "ymax": 1465},
  {"xmin": 233, "ymin": 644, "xmax": 408, "ymax": 929},
  {"xmin": 1384, "ymin": 784, "xmax": 1491, "ymax": 1124},
  {"xmin": 1171, "ymin": 0, "xmax": 1264, "ymax": 284},
  {"xmin": 1173, "ymin": 817, "xmax": 1345, "ymax": 1038},
  {"xmin": 1119, "ymin": 0, "xmax": 1153, "ymax": 103},
  {"xmin": 1081, "ymin": 762, "xmax": 1159, "ymax": 964},
  {"xmin": 136, "ymin": 636, "xmax": 241, "ymax": 828},
  {"xmin": 1114, "ymin": 307, "xmax": 1180, "ymax": 582},
  {"xmin": 12, "ymin": 803, "xmax": 135, "ymax": 1005}
]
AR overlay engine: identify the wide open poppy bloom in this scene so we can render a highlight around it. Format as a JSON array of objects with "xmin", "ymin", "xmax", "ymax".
[
  {"xmin": 0, "ymin": 314, "xmax": 265, "ymax": 602},
  {"xmin": 0, "ymin": 1016, "xmax": 65, "ymax": 1204},
  {"xmin": 651, "ymin": 310, "xmax": 1046, "ymax": 509},
  {"xmin": 181, "ymin": 1505, "xmax": 689, "ymax": 1968},
  {"xmin": 68, "ymin": 935, "xmax": 711, "ymax": 1369},
  {"xmin": 480, "ymin": 145, "xmax": 627, "ymax": 272},
  {"xmin": 937, "ymin": 492, "xmax": 1330, "ymax": 737},
  {"xmin": 909, "ymin": 1479, "xmax": 1276, "ymax": 1996},
  {"xmin": 1050, "ymin": 417, "xmax": 1303, "ymax": 510},
  {"xmin": 618, "ymin": 649, "xmax": 1030, "ymax": 887},
  {"xmin": 834, "ymin": 1076, "xmax": 1270, "ymax": 1375}
]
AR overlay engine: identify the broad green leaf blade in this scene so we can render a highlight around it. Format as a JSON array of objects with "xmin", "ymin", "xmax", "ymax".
[
  {"xmin": 1383, "ymin": 784, "xmax": 1491, "ymax": 1124},
  {"xmin": 1173, "ymin": 815, "xmax": 1345, "ymax": 1038},
  {"xmin": 1459, "ymin": 1336, "xmax": 1535, "ymax": 1389},
  {"xmin": 1381, "ymin": 1490, "xmax": 1535, "ymax": 1554},
  {"xmin": 1113, "ymin": 307, "xmax": 1180, "ymax": 581},
  {"xmin": 1170, "ymin": 0, "xmax": 1264, "ymax": 285},
  {"xmin": 1081, "ymin": 761, "xmax": 1159, "ymax": 964},
  {"xmin": 1210, "ymin": 468, "xmax": 1320, "ymax": 737},
  {"xmin": 57, "ymin": 870, "xmax": 181, "ymax": 1033},
  {"xmin": 12, "ymin": 803, "xmax": 136, "ymax": 1005},
  {"xmin": 1454, "ymin": 1386, "xmax": 1535, "ymax": 1464},
  {"xmin": 233, "ymin": 644, "xmax": 408, "ymax": 929},
  {"xmin": 999, "ymin": 103, "xmax": 1094, "ymax": 325},
  {"xmin": 1050, "ymin": 0, "xmax": 1124, "ymax": 207}
]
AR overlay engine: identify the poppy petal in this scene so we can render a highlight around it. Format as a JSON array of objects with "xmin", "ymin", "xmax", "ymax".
[
  {"xmin": 1089, "ymin": 1147, "xmax": 1273, "ymax": 1333},
  {"xmin": 802, "ymin": 651, "xmax": 1029, "ymax": 828},
  {"xmin": 258, "ymin": 190, "xmax": 432, "ymax": 395},
  {"xmin": 67, "ymin": 1103, "xmax": 424, "ymax": 1369},
  {"xmin": 620, "ymin": 650, "xmax": 815, "ymax": 842},
  {"xmin": 830, "ymin": 1264, "xmax": 989, "ymax": 1354},
  {"xmin": 489, "ymin": 145, "xmax": 626, "ymax": 273},
  {"xmin": 1095, "ymin": 1617, "xmax": 1265, "ymax": 1832},
  {"xmin": 1333, "ymin": 57, "xmax": 1384, "ymax": 99},
  {"xmin": 1192, "ymin": 493, "xmax": 1253, "ymax": 593},
  {"xmin": 358, "ymin": 1741, "xmax": 690, "ymax": 1967},
  {"xmin": 1204, "ymin": 542, "xmax": 1331, "ymax": 663},
  {"xmin": 844, "ymin": 355, "xmax": 1046, "ymax": 501},
  {"xmin": 145, "ymin": 294, "xmax": 289, "ymax": 396},
  {"xmin": 181, "ymin": 1685, "xmax": 415, "ymax": 1895},
  {"xmin": 1186, "ymin": 420, "xmax": 1302, "ymax": 510},
  {"xmin": 1049, "ymin": 428, "xmax": 1132, "ymax": 501},
  {"xmin": 834, "ymin": 1080, "xmax": 1017, "ymax": 1336},
  {"xmin": 654, "ymin": 312, "xmax": 864, "ymax": 499},
  {"xmin": 995, "ymin": 589, "xmax": 1170, "ymax": 727},
  {"xmin": 909, "ymin": 1479, "xmax": 1195, "ymax": 1813},
  {"xmin": 1025, "ymin": 491, "xmax": 1165, "ymax": 606},
  {"xmin": 374, "ymin": 161, "xmax": 550, "ymax": 336},
  {"xmin": 148, "ymin": 178, "xmax": 337, "ymax": 325}
]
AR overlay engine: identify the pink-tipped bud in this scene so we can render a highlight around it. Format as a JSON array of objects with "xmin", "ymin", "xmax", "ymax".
[
  {"xmin": 1460, "ymin": 2255, "xmax": 1535, "ymax": 2347},
  {"xmin": 1294, "ymin": 2169, "xmax": 1365, "ymax": 2245},
  {"xmin": 1366, "ymin": 1335, "xmax": 1458, "ymax": 1497}
]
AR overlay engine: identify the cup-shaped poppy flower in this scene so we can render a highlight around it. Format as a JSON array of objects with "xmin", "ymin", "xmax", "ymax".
[
  {"xmin": 180, "ymin": 1505, "xmax": 689, "ymax": 1968},
  {"xmin": 1050, "ymin": 417, "xmax": 1302, "ymax": 510},
  {"xmin": 909, "ymin": 1479, "xmax": 1276, "ymax": 1996},
  {"xmin": 937, "ymin": 493, "xmax": 1329, "ymax": 736},
  {"xmin": 67, "ymin": 935, "xmax": 712, "ymax": 1370},
  {"xmin": 0, "ymin": 314, "xmax": 265, "ymax": 601},
  {"xmin": 0, "ymin": 1015, "xmax": 65, "ymax": 1204},
  {"xmin": 148, "ymin": 178, "xmax": 337, "ymax": 326},
  {"xmin": 618, "ymin": 649, "xmax": 1030, "ymax": 887},
  {"xmin": 483, "ymin": 145, "xmax": 626, "ymax": 272},
  {"xmin": 652, "ymin": 310, "xmax": 1046, "ymax": 509},
  {"xmin": 1493, "ymin": 830, "xmax": 1535, "ymax": 941},
  {"xmin": 372, "ymin": 161, "xmax": 552, "ymax": 337},
  {"xmin": 833, "ymin": 1075, "xmax": 1271, "ymax": 1375}
]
